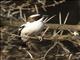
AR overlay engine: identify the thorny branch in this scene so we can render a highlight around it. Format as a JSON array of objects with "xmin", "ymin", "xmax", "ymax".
[
  {"xmin": 46, "ymin": 24, "xmax": 80, "ymax": 31},
  {"xmin": 0, "ymin": 27, "xmax": 80, "ymax": 44}
]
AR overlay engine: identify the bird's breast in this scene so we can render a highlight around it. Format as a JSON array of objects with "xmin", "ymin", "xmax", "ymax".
[
  {"xmin": 31, "ymin": 21, "xmax": 44, "ymax": 31},
  {"xmin": 20, "ymin": 21, "xmax": 44, "ymax": 36}
]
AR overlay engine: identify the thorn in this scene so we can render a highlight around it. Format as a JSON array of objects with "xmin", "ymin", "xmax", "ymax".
[
  {"xmin": 59, "ymin": 12, "xmax": 62, "ymax": 24},
  {"xmin": 64, "ymin": 12, "xmax": 69, "ymax": 24}
]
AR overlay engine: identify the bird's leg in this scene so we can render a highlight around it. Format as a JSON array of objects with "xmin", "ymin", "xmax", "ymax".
[
  {"xmin": 37, "ymin": 36, "xmax": 43, "ymax": 41},
  {"xmin": 37, "ymin": 26, "xmax": 49, "ymax": 41},
  {"xmin": 42, "ymin": 26, "xmax": 49, "ymax": 37},
  {"xmin": 21, "ymin": 36, "xmax": 30, "ymax": 42},
  {"xmin": 21, "ymin": 33, "xmax": 30, "ymax": 42},
  {"xmin": 34, "ymin": 34, "xmax": 42, "ymax": 41}
]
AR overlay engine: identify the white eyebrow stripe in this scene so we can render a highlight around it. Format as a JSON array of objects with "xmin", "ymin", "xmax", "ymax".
[{"xmin": 29, "ymin": 14, "xmax": 40, "ymax": 18}]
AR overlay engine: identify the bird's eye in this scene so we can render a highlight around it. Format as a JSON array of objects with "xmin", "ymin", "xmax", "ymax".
[
  {"xmin": 18, "ymin": 26, "xmax": 25, "ymax": 35},
  {"xmin": 25, "ymin": 33, "xmax": 28, "ymax": 35},
  {"xmin": 19, "ymin": 26, "xmax": 25, "ymax": 31},
  {"xmin": 20, "ymin": 26, "xmax": 25, "ymax": 28}
]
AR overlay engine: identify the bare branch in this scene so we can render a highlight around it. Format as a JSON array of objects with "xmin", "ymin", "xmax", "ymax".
[
  {"xmin": 43, "ymin": 42, "xmax": 58, "ymax": 59},
  {"xmin": 35, "ymin": 4, "xmax": 39, "ymax": 13},
  {"xmin": 46, "ymin": 24, "xmax": 80, "ymax": 31}
]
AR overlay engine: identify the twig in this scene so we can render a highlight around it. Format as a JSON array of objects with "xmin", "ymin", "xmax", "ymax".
[
  {"xmin": 0, "ymin": 30, "xmax": 80, "ymax": 41},
  {"xmin": 11, "ymin": 11, "xmax": 19, "ymax": 16},
  {"xmin": 58, "ymin": 42, "xmax": 70, "ymax": 53},
  {"xmin": 68, "ymin": 54, "xmax": 73, "ymax": 60},
  {"xmin": 60, "ymin": 12, "xmax": 69, "ymax": 35},
  {"xmin": 26, "ymin": 51, "xmax": 34, "ymax": 59},
  {"xmin": 51, "ymin": 30, "xmax": 61, "ymax": 37},
  {"xmin": 35, "ymin": 4, "xmax": 39, "ymax": 14},
  {"xmin": 18, "ymin": 6, "xmax": 23, "ymax": 19},
  {"xmin": 44, "ymin": 15, "xmax": 56, "ymax": 23},
  {"xmin": 46, "ymin": 24, "xmax": 80, "ymax": 31},
  {"xmin": 45, "ymin": 0, "xmax": 65, "ymax": 7},
  {"xmin": 42, "ymin": 26, "xmax": 49, "ymax": 37},
  {"xmin": 23, "ymin": 14, "xmax": 27, "ymax": 22},
  {"xmin": 64, "ymin": 12, "xmax": 69, "ymax": 24},
  {"xmin": 59, "ymin": 12, "xmax": 62, "ymax": 25},
  {"xmin": 7, "ymin": 9, "xmax": 11, "ymax": 17},
  {"xmin": 43, "ymin": 41, "xmax": 58, "ymax": 59},
  {"xmin": 22, "ymin": 48, "xmax": 34, "ymax": 60}
]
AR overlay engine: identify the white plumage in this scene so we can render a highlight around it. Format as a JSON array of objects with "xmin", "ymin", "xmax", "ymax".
[
  {"xmin": 19, "ymin": 15, "xmax": 45, "ymax": 41},
  {"xmin": 21, "ymin": 17, "xmax": 44, "ymax": 35},
  {"xmin": 19, "ymin": 14, "xmax": 55, "ymax": 41}
]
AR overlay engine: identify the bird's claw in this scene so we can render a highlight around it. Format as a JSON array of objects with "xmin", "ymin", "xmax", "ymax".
[{"xmin": 37, "ymin": 36, "xmax": 43, "ymax": 41}]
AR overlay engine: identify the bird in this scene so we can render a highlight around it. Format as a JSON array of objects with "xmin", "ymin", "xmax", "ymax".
[{"xmin": 18, "ymin": 14, "xmax": 55, "ymax": 42}]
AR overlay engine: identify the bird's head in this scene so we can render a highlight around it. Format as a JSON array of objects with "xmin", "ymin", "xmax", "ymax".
[{"xmin": 18, "ymin": 24, "xmax": 25, "ymax": 35}]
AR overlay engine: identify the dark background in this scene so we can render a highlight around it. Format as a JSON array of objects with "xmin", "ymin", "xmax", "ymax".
[
  {"xmin": 42, "ymin": 0, "xmax": 80, "ymax": 24},
  {"xmin": 0, "ymin": 0, "xmax": 80, "ymax": 25}
]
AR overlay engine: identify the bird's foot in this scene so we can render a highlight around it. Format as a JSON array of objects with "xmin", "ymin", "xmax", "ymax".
[
  {"xmin": 37, "ymin": 36, "xmax": 43, "ymax": 41},
  {"xmin": 21, "ymin": 36, "xmax": 30, "ymax": 42}
]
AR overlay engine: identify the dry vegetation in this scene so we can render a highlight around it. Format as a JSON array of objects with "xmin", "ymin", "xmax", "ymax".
[{"xmin": 0, "ymin": 0, "xmax": 80, "ymax": 60}]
